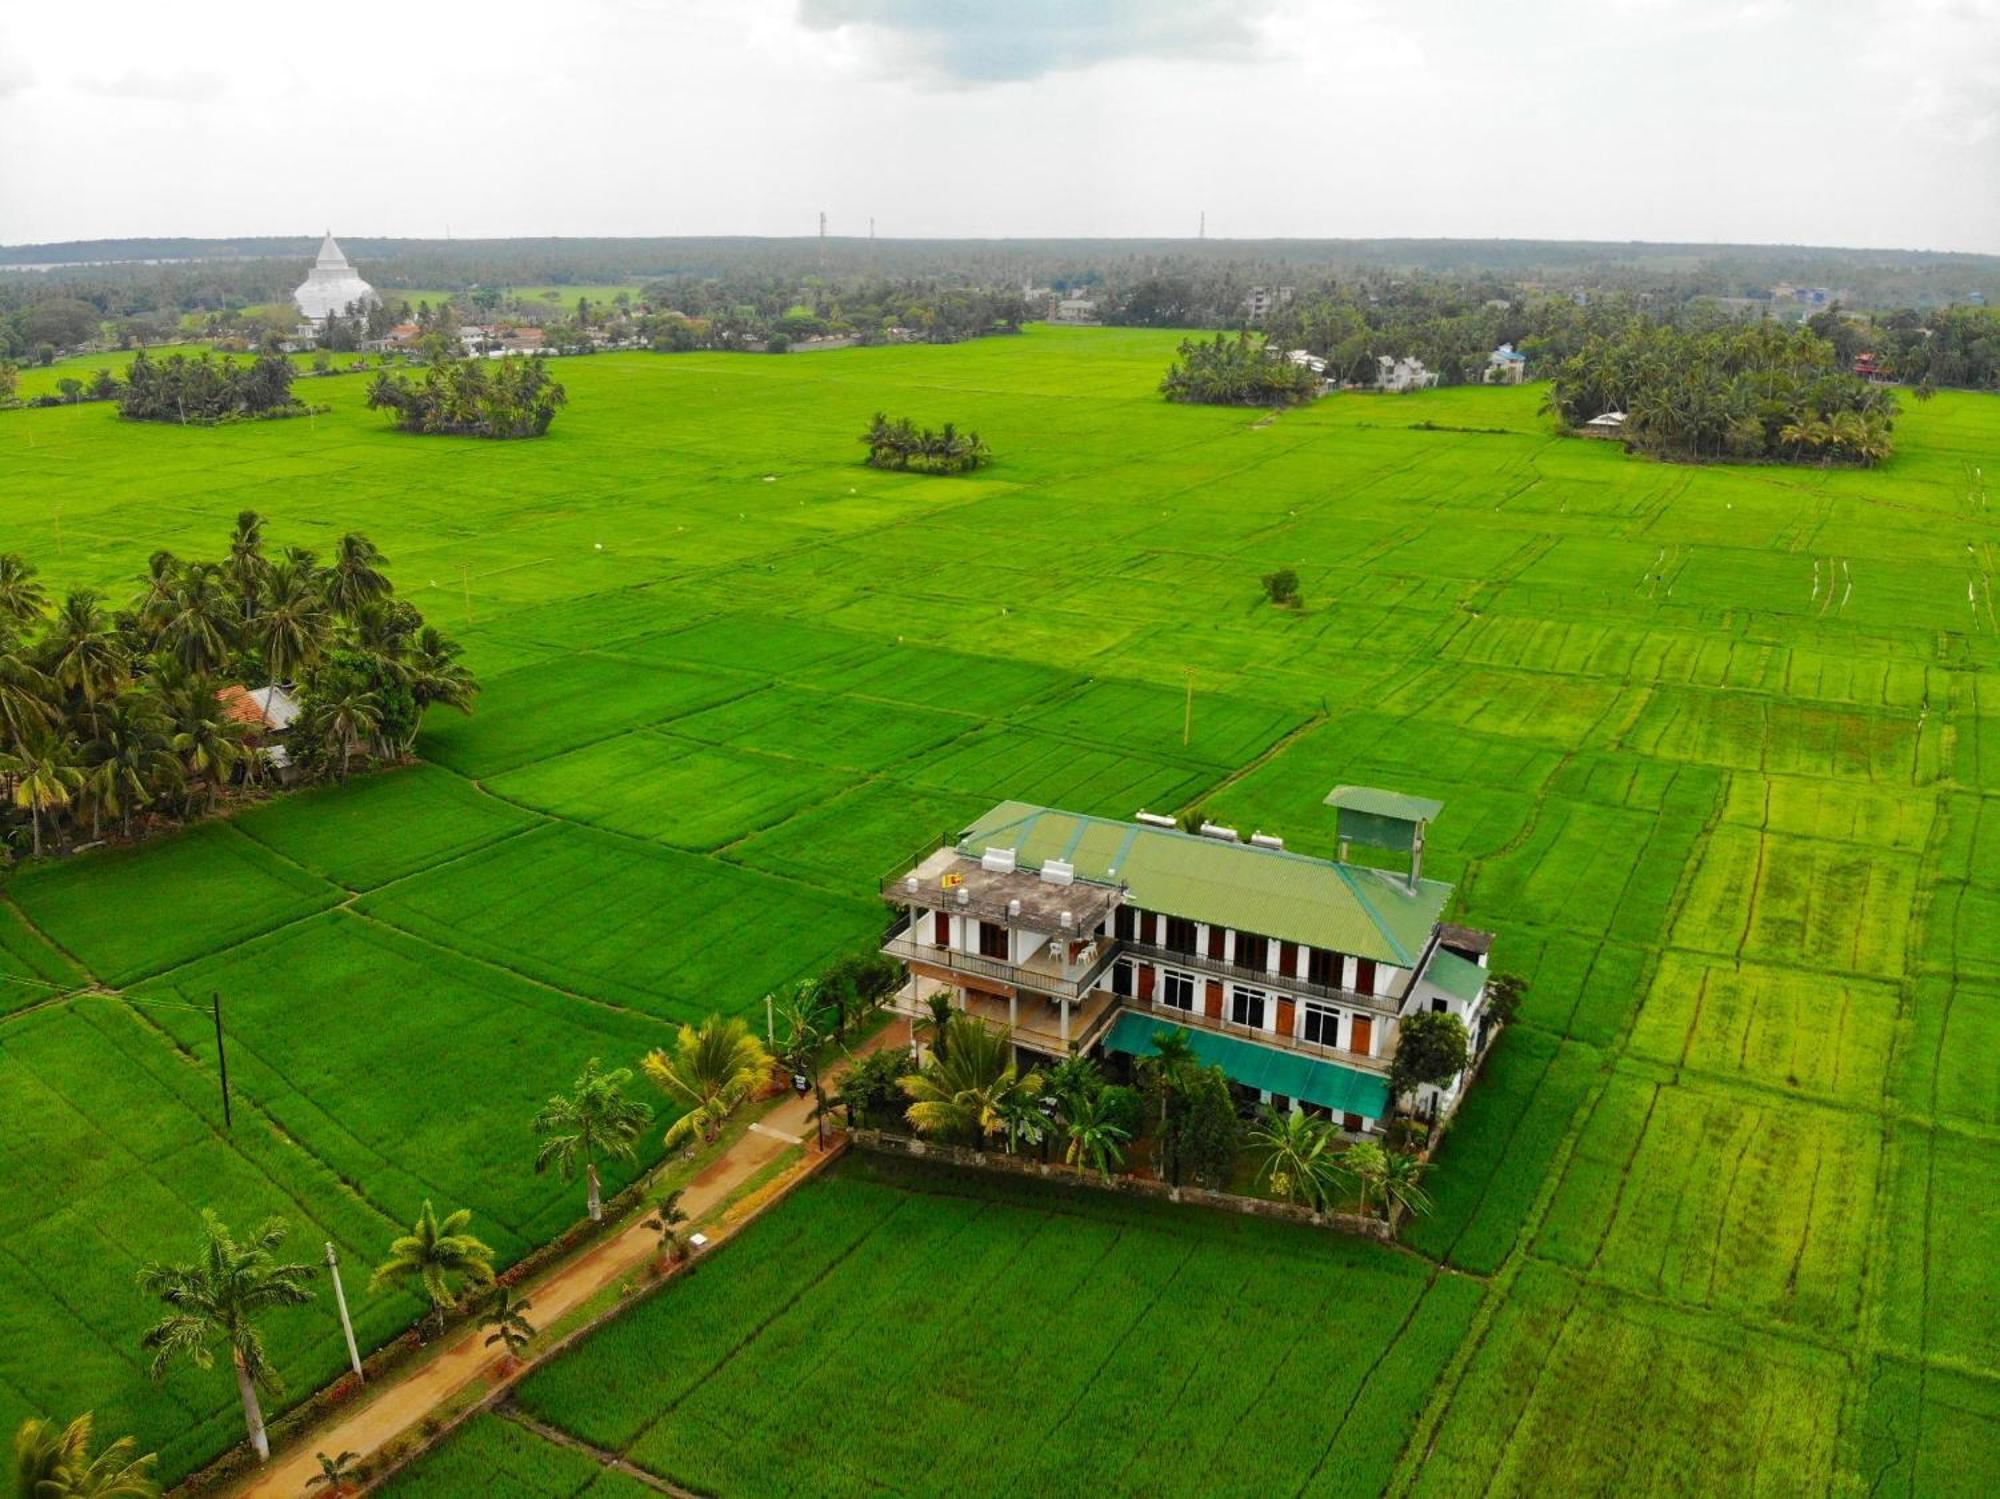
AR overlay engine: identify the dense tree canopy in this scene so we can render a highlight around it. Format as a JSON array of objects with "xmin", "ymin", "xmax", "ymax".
[
  {"xmin": 1159, "ymin": 332, "xmax": 1321, "ymax": 407},
  {"xmin": 1546, "ymin": 321, "xmax": 1898, "ymax": 465},
  {"xmin": 365, "ymin": 355, "xmax": 567, "ymax": 438},
  {"xmin": 0, "ymin": 516, "xmax": 476, "ymax": 861},
  {"xmin": 118, "ymin": 351, "xmax": 306, "ymax": 424},
  {"xmin": 859, "ymin": 413, "xmax": 991, "ymax": 473}
]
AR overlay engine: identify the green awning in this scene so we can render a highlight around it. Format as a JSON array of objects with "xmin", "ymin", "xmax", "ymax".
[
  {"xmin": 1102, "ymin": 1011, "xmax": 1389, "ymax": 1120},
  {"xmin": 1323, "ymin": 786, "xmax": 1445, "ymax": 822}
]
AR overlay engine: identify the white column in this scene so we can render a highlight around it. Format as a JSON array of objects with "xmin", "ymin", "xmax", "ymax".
[
  {"xmin": 1008, "ymin": 991, "xmax": 1018, "ymax": 1032},
  {"xmin": 1060, "ymin": 996, "xmax": 1071, "ymax": 1047}
]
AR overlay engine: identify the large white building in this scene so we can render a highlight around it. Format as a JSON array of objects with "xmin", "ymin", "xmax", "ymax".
[
  {"xmin": 294, "ymin": 233, "xmax": 378, "ymax": 322},
  {"xmin": 881, "ymin": 788, "xmax": 1495, "ymax": 1134}
]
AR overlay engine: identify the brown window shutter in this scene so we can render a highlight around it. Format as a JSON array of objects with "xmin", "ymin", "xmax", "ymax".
[
  {"xmin": 1350, "ymin": 1015, "xmax": 1373, "ymax": 1055},
  {"xmin": 1207, "ymin": 924, "xmax": 1226, "ymax": 960},
  {"xmin": 1343, "ymin": 1112, "xmax": 1364, "ymax": 1133},
  {"xmin": 1204, "ymin": 980, "xmax": 1223, "ymax": 1019},
  {"xmin": 1138, "ymin": 965, "xmax": 1156, "ymax": 1002},
  {"xmin": 1354, "ymin": 958, "xmax": 1377, "ymax": 995},
  {"xmin": 1141, "ymin": 911, "xmax": 1158, "ymax": 945},
  {"xmin": 1279, "ymin": 941, "xmax": 1298, "ymax": 978},
  {"xmin": 933, "ymin": 911, "xmax": 950, "ymax": 947},
  {"xmin": 1276, "ymin": 997, "xmax": 1296, "ymax": 1037}
]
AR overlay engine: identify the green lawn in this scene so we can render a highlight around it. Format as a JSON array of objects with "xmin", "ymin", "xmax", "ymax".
[{"xmin": 0, "ymin": 326, "xmax": 1996, "ymax": 1491}]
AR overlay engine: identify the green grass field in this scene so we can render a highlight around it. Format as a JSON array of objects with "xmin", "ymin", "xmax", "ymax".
[{"xmin": 2, "ymin": 325, "xmax": 1997, "ymax": 1491}]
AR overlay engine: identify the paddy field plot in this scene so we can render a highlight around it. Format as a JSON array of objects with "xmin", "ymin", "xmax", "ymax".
[
  {"xmin": 422, "ymin": 1155, "xmax": 1484, "ymax": 1499},
  {"xmin": 2, "ymin": 328, "xmax": 1998, "ymax": 1491}
]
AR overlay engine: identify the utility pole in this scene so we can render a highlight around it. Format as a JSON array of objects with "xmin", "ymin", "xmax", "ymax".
[
  {"xmin": 326, "ymin": 1242, "xmax": 364, "ymax": 1381},
  {"xmin": 818, "ymin": 210, "xmax": 826, "ymax": 272},
  {"xmin": 1199, "ymin": 209, "xmax": 1205, "ymax": 241},
  {"xmin": 765, "ymin": 991, "xmax": 775, "ymax": 1048},
  {"xmin": 211, "ymin": 991, "xmax": 233, "ymax": 1129},
  {"xmin": 1183, "ymin": 668, "xmax": 1195, "ymax": 746}
]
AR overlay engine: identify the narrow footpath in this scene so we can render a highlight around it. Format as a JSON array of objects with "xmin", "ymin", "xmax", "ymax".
[{"xmin": 229, "ymin": 1021, "xmax": 910, "ymax": 1499}]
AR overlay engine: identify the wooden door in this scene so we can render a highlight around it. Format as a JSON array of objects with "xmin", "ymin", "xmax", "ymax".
[
  {"xmin": 1349, "ymin": 1015, "xmax": 1373, "ymax": 1055},
  {"xmin": 1138, "ymin": 965, "xmax": 1156, "ymax": 1002},
  {"xmin": 1354, "ymin": 958, "xmax": 1377, "ymax": 996},
  {"xmin": 1276, "ymin": 997, "xmax": 1297, "ymax": 1038},
  {"xmin": 1279, "ymin": 942, "xmax": 1298, "ymax": 978},
  {"xmin": 1204, "ymin": 980, "xmax": 1223, "ymax": 1019},
  {"xmin": 933, "ymin": 911, "xmax": 950, "ymax": 947}
]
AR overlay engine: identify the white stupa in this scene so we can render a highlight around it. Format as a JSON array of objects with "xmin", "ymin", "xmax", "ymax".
[{"xmin": 293, "ymin": 232, "xmax": 378, "ymax": 321}]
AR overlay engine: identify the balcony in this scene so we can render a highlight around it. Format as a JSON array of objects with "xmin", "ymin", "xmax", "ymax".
[
  {"xmin": 1135, "ymin": 995, "xmax": 1392, "ymax": 1075},
  {"xmin": 882, "ymin": 924, "xmax": 1123, "ymax": 1005},
  {"xmin": 1119, "ymin": 940, "xmax": 1403, "ymax": 1016}
]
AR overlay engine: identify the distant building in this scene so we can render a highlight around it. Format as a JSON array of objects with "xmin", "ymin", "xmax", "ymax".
[
  {"xmin": 1375, "ymin": 355, "xmax": 1439, "ymax": 393},
  {"xmin": 1853, "ymin": 351, "xmax": 1891, "ymax": 382},
  {"xmin": 1578, "ymin": 410, "xmax": 1628, "ymax": 439},
  {"xmin": 1244, "ymin": 285, "xmax": 1294, "ymax": 325},
  {"xmin": 294, "ymin": 233, "xmax": 378, "ymax": 323},
  {"xmin": 1485, "ymin": 344, "xmax": 1528, "ymax": 384},
  {"xmin": 1051, "ymin": 298, "xmax": 1100, "ymax": 325},
  {"xmin": 1285, "ymin": 349, "xmax": 1328, "ymax": 376}
]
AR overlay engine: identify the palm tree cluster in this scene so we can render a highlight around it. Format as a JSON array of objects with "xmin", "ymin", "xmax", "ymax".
[
  {"xmin": 118, "ymin": 350, "xmax": 305, "ymax": 425},
  {"xmin": 1547, "ymin": 320, "xmax": 1898, "ymax": 465},
  {"xmin": 899, "ymin": 1017, "xmax": 1145, "ymax": 1179},
  {"xmin": 1249, "ymin": 1111, "xmax": 1430, "ymax": 1222},
  {"xmin": 365, "ymin": 354, "xmax": 567, "ymax": 438},
  {"xmin": 859, "ymin": 413, "xmax": 992, "ymax": 474},
  {"xmin": 1158, "ymin": 331, "xmax": 1322, "ymax": 407},
  {"xmin": 0, "ymin": 514, "xmax": 477, "ymax": 861}
]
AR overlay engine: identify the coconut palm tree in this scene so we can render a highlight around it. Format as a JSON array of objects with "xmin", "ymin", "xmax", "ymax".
[
  {"xmin": 370, "ymin": 1202, "xmax": 495, "ymax": 1335},
  {"xmin": 226, "ymin": 511, "xmax": 268, "ymax": 626},
  {"xmin": 153, "ymin": 565, "xmax": 239, "ymax": 678},
  {"xmin": 0, "ymin": 552, "xmax": 50, "ymax": 632},
  {"xmin": 643, "ymin": 1188, "xmax": 690, "ymax": 1263},
  {"xmin": 1044, "ymin": 1054, "xmax": 1103, "ymax": 1116},
  {"xmin": 326, "ymin": 533, "xmax": 392, "ymax": 619},
  {"xmin": 306, "ymin": 680, "xmax": 380, "ymax": 782},
  {"xmin": 643, "ymin": 1016, "xmax": 772, "ymax": 1148},
  {"xmin": 4, "ymin": 731, "xmax": 83, "ymax": 857},
  {"xmin": 136, "ymin": 1212, "xmax": 317, "ymax": 1464},
  {"xmin": 475, "ymin": 1286, "xmax": 535, "ymax": 1362},
  {"xmin": 254, "ymin": 561, "xmax": 329, "ymax": 687},
  {"xmin": 1377, "ymin": 1150, "xmax": 1433, "ymax": 1220},
  {"xmin": 11, "ymin": 1413, "xmax": 159, "ymax": 1498},
  {"xmin": 1136, "ymin": 1027, "xmax": 1199, "ymax": 1127},
  {"xmin": 166, "ymin": 684, "xmax": 248, "ymax": 813},
  {"xmin": 43, "ymin": 592, "xmax": 125, "ymax": 708},
  {"xmin": 1344, "ymin": 1140, "xmax": 1389, "ymax": 1222},
  {"xmin": 0, "ymin": 649, "xmax": 55, "ymax": 754},
  {"xmin": 81, "ymin": 694, "xmax": 177, "ymax": 838},
  {"xmin": 1062, "ymin": 1089, "xmax": 1131, "ymax": 1181},
  {"xmin": 1249, "ymin": 1107, "xmax": 1342, "ymax": 1212},
  {"xmin": 532, "ymin": 1059, "xmax": 653, "ymax": 1222},
  {"xmin": 900, "ymin": 1016, "xmax": 1044, "ymax": 1146},
  {"xmin": 304, "ymin": 1450, "xmax": 359, "ymax": 1496}
]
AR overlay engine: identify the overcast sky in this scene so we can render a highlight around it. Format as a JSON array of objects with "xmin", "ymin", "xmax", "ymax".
[{"xmin": 1, "ymin": 0, "xmax": 1995, "ymax": 251}]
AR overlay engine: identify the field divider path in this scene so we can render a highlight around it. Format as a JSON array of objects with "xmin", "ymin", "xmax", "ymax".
[
  {"xmin": 226, "ymin": 1021, "xmax": 910, "ymax": 1499},
  {"xmin": 491, "ymin": 1406, "xmax": 695, "ymax": 1497}
]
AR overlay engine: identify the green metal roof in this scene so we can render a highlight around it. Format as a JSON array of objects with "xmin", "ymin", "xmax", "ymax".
[
  {"xmin": 1103, "ymin": 1012, "xmax": 1389, "ymax": 1119},
  {"xmin": 1323, "ymin": 786, "xmax": 1445, "ymax": 823},
  {"xmin": 957, "ymin": 801, "xmax": 1450, "ymax": 968},
  {"xmin": 1425, "ymin": 947, "xmax": 1488, "ymax": 1003}
]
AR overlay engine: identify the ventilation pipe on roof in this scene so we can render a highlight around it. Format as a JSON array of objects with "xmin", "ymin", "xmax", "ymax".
[{"xmin": 1410, "ymin": 822, "xmax": 1425, "ymax": 893}]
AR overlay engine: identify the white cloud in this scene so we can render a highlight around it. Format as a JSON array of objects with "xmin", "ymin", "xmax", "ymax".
[{"xmin": 798, "ymin": 0, "xmax": 1277, "ymax": 83}]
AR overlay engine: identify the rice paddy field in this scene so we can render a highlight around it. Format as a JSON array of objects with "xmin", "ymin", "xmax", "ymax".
[{"xmin": 1, "ymin": 325, "xmax": 1996, "ymax": 1492}]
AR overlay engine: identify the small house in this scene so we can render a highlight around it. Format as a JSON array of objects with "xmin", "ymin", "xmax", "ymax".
[
  {"xmin": 1485, "ymin": 344, "xmax": 1528, "ymax": 384},
  {"xmin": 1375, "ymin": 356, "xmax": 1439, "ymax": 393},
  {"xmin": 217, "ymin": 684, "xmax": 302, "ymax": 784}
]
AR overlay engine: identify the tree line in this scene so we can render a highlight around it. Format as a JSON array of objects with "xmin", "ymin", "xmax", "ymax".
[
  {"xmin": 1158, "ymin": 332, "xmax": 1322, "ymax": 406},
  {"xmin": 365, "ymin": 355, "xmax": 567, "ymax": 438},
  {"xmin": 0, "ymin": 515, "xmax": 476, "ymax": 860},
  {"xmin": 1545, "ymin": 320, "xmax": 1899, "ymax": 465},
  {"xmin": 859, "ymin": 413, "xmax": 992, "ymax": 473}
]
